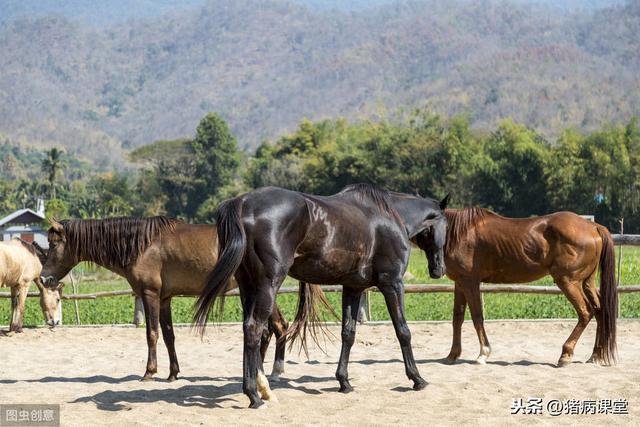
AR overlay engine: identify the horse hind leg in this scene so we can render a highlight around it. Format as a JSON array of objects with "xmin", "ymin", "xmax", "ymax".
[
  {"xmin": 269, "ymin": 304, "xmax": 288, "ymax": 380},
  {"xmin": 556, "ymin": 277, "xmax": 593, "ymax": 367},
  {"xmin": 242, "ymin": 275, "xmax": 284, "ymax": 408},
  {"xmin": 159, "ymin": 298, "xmax": 180, "ymax": 381},
  {"xmin": 582, "ymin": 275, "xmax": 605, "ymax": 365}
]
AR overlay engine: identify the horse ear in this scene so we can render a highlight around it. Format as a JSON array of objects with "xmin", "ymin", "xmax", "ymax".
[
  {"xmin": 48, "ymin": 217, "xmax": 63, "ymax": 233},
  {"xmin": 440, "ymin": 193, "xmax": 451, "ymax": 210},
  {"xmin": 56, "ymin": 282, "xmax": 65, "ymax": 292}
]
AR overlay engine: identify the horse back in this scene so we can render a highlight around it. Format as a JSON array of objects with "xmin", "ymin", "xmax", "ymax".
[
  {"xmin": 130, "ymin": 222, "xmax": 227, "ymax": 298},
  {"xmin": 289, "ymin": 192, "xmax": 408, "ymax": 285},
  {"xmin": 0, "ymin": 240, "xmax": 42, "ymax": 286},
  {"xmin": 446, "ymin": 210, "xmax": 602, "ymax": 283}
]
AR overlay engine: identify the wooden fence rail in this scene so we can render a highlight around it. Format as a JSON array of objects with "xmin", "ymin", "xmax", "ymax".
[
  {"xmin": 1, "ymin": 235, "xmax": 638, "ymax": 324},
  {"xmin": 3, "ymin": 284, "xmax": 640, "ymax": 301}
]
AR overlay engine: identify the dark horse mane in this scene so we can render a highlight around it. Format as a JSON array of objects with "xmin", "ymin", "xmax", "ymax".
[
  {"xmin": 60, "ymin": 216, "xmax": 180, "ymax": 269},
  {"xmin": 338, "ymin": 183, "xmax": 401, "ymax": 222},
  {"xmin": 444, "ymin": 207, "xmax": 494, "ymax": 254}
]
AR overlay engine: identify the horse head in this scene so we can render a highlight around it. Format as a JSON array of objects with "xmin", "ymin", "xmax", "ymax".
[
  {"xmin": 40, "ymin": 218, "xmax": 77, "ymax": 288},
  {"xmin": 412, "ymin": 193, "xmax": 450, "ymax": 279}
]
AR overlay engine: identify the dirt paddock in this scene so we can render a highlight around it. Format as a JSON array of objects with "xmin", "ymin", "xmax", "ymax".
[{"xmin": 1, "ymin": 320, "xmax": 639, "ymax": 425}]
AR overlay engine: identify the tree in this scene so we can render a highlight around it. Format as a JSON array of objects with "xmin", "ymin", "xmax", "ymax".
[
  {"xmin": 474, "ymin": 120, "xmax": 550, "ymax": 217},
  {"xmin": 189, "ymin": 113, "xmax": 240, "ymax": 218},
  {"xmin": 41, "ymin": 148, "xmax": 65, "ymax": 199}
]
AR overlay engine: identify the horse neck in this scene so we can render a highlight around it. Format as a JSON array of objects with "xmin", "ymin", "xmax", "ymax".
[
  {"xmin": 71, "ymin": 240, "xmax": 128, "ymax": 277},
  {"xmin": 389, "ymin": 193, "xmax": 439, "ymax": 237}
]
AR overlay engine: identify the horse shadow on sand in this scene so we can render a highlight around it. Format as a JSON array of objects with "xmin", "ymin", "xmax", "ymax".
[
  {"xmin": 70, "ymin": 375, "xmax": 333, "ymax": 411},
  {"xmin": 302, "ymin": 357, "xmax": 557, "ymax": 368}
]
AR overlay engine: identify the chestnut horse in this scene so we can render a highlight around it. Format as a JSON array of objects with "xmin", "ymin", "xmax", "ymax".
[
  {"xmin": 194, "ymin": 184, "xmax": 448, "ymax": 408},
  {"xmin": 443, "ymin": 208, "xmax": 617, "ymax": 367},
  {"xmin": 40, "ymin": 217, "xmax": 290, "ymax": 381}
]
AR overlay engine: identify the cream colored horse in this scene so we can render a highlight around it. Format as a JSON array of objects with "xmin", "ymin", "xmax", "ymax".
[{"xmin": 0, "ymin": 239, "xmax": 62, "ymax": 332}]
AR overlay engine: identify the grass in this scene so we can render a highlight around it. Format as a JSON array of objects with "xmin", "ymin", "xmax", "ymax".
[{"xmin": 2, "ymin": 247, "xmax": 640, "ymax": 327}]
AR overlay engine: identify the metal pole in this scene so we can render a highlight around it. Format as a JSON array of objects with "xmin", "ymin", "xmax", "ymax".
[
  {"xmin": 133, "ymin": 296, "xmax": 145, "ymax": 326},
  {"xmin": 357, "ymin": 291, "xmax": 370, "ymax": 323},
  {"xmin": 617, "ymin": 218, "xmax": 624, "ymax": 318}
]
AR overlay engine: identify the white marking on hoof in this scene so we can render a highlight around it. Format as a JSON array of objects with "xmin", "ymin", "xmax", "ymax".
[
  {"xmin": 257, "ymin": 371, "xmax": 278, "ymax": 403},
  {"xmin": 475, "ymin": 346, "xmax": 490, "ymax": 364},
  {"xmin": 271, "ymin": 360, "xmax": 285, "ymax": 376}
]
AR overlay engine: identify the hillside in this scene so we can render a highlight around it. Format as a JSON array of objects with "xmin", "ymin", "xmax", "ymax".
[{"xmin": 0, "ymin": 0, "xmax": 638, "ymax": 166}]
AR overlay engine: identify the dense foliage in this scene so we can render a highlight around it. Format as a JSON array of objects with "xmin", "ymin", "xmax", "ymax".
[{"xmin": 1, "ymin": 110, "xmax": 638, "ymax": 231}]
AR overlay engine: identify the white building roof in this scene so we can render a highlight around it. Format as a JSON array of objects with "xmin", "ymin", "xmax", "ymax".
[{"xmin": 0, "ymin": 208, "xmax": 46, "ymax": 227}]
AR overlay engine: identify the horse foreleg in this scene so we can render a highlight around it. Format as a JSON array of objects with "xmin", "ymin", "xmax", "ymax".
[
  {"xmin": 445, "ymin": 283, "xmax": 467, "ymax": 363},
  {"xmin": 464, "ymin": 281, "xmax": 491, "ymax": 364},
  {"xmin": 159, "ymin": 298, "xmax": 180, "ymax": 381},
  {"xmin": 140, "ymin": 289, "xmax": 161, "ymax": 381},
  {"xmin": 335, "ymin": 287, "xmax": 362, "ymax": 393},
  {"xmin": 10, "ymin": 284, "xmax": 28, "ymax": 333},
  {"xmin": 379, "ymin": 280, "xmax": 427, "ymax": 390}
]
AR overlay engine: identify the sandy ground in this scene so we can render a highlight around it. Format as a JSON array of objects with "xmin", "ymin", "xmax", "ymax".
[{"xmin": 1, "ymin": 320, "xmax": 639, "ymax": 426}]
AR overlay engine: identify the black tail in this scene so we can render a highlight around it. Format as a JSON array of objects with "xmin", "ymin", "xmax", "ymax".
[
  {"xmin": 286, "ymin": 282, "xmax": 338, "ymax": 357},
  {"xmin": 193, "ymin": 197, "xmax": 245, "ymax": 336},
  {"xmin": 595, "ymin": 226, "xmax": 618, "ymax": 365}
]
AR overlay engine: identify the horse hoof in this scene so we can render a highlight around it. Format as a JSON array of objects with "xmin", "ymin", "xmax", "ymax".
[
  {"xmin": 557, "ymin": 358, "xmax": 572, "ymax": 367},
  {"xmin": 444, "ymin": 356, "xmax": 458, "ymax": 365},
  {"xmin": 475, "ymin": 356, "xmax": 487, "ymax": 365},
  {"xmin": 249, "ymin": 400, "xmax": 267, "ymax": 410},
  {"xmin": 140, "ymin": 374, "xmax": 155, "ymax": 381},
  {"xmin": 263, "ymin": 393, "xmax": 279, "ymax": 403},
  {"xmin": 269, "ymin": 373, "xmax": 282, "ymax": 382},
  {"xmin": 413, "ymin": 379, "xmax": 428, "ymax": 391},
  {"xmin": 339, "ymin": 383, "xmax": 354, "ymax": 393},
  {"xmin": 167, "ymin": 375, "xmax": 178, "ymax": 382}
]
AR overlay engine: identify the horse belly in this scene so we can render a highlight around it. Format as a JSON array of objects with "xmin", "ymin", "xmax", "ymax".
[
  {"xmin": 289, "ymin": 250, "xmax": 369, "ymax": 285},
  {"xmin": 482, "ymin": 263, "xmax": 548, "ymax": 284}
]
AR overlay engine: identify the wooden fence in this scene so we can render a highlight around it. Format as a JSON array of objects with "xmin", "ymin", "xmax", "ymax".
[{"xmin": 1, "ymin": 234, "xmax": 639, "ymax": 325}]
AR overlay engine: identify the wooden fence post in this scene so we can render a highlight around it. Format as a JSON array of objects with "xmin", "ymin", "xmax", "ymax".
[
  {"xmin": 70, "ymin": 272, "xmax": 80, "ymax": 325},
  {"xmin": 133, "ymin": 296, "xmax": 145, "ymax": 326}
]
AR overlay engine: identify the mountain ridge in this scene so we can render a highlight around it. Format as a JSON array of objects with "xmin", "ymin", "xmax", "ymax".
[{"xmin": 0, "ymin": 0, "xmax": 638, "ymax": 165}]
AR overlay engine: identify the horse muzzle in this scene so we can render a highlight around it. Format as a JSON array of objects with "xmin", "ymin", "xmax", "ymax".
[
  {"xmin": 429, "ymin": 265, "xmax": 446, "ymax": 279},
  {"xmin": 41, "ymin": 275, "xmax": 58, "ymax": 288}
]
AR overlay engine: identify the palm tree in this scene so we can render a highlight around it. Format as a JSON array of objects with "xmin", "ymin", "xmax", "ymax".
[{"xmin": 42, "ymin": 148, "xmax": 65, "ymax": 199}]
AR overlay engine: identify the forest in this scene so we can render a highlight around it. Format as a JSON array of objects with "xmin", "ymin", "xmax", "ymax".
[{"xmin": 1, "ymin": 110, "xmax": 638, "ymax": 233}]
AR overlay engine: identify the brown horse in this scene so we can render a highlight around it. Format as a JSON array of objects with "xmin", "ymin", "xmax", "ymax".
[
  {"xmin": 443, "ymin": 208, "xmax": 617, "ymax": 367},
  {"xmin": 40, "ymin": 217, "xmax": 290, "ymax": 381}
]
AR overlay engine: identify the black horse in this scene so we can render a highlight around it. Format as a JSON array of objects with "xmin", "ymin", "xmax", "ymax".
[{"xmin": 194, "ymin": 184, "xmax": 448, "ymax": 408}]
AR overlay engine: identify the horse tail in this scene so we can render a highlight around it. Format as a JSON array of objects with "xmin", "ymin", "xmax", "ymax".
[
  {"xmin": 595, "ymin": 225, "xmax": 618, "ymax": 365},
  {"xmin": 286, "ymin": 282, "xmax": 337, "ymax": 357},
  {"xmin": 193, "ymin": 197, "xmax": 245, "ymax": 336}
]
